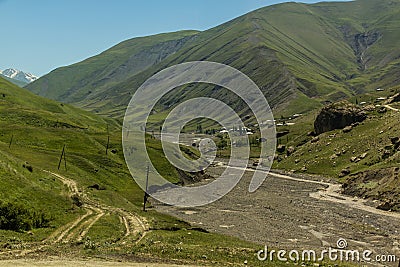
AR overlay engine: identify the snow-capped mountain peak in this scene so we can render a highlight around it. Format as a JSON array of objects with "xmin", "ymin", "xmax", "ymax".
[{"xmin": 0, "ymin": 68, "xmax": 38, "ymax": 84}]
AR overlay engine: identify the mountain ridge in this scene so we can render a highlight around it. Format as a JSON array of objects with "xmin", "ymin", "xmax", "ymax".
[
  {"xmin": 26, "ymin": 30, "xmax": 199, "ymax": 103},
  {"xmin": 26, "ymin": 0, "xmax": 400, "ymax": 118},
  {"xmin": 1, "ymin": 68, "xmax": 38, "ymax": 85}
]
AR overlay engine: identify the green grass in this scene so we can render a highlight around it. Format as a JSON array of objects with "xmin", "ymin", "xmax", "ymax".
[
  {"xmin": 85, "ymin": 213, "xmax": 125, "ymax": 243},
  {"xmin": 274, "ymin": 110, "xmax": 399, "ymax": 176},
  {"xmin": 131, "ymin": 230, "xmax": 278, "ymax": 267}
]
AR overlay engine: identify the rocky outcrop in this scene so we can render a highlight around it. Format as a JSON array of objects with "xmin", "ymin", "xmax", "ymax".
[
  {"xmin": 314, "ymin": 101, "xmax": 367, "ymax": 135},
  {"xmin": 339, "ymin": 26, "xmax": 382, "ymax": 70},
  {"xmin": 351, "ymin": 31, "xmax": 382, "ymax": 70},
  {"xmin": 176, "ymin": 168, "xmax": 212, "ymax": 185}
]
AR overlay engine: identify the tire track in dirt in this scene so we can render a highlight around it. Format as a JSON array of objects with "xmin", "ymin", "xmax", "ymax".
[
  {"xmin": 53, "ymin": 208, "xmax": 93, "ymax": 243},
  {"xmin": 120, "ymin": 215, "xmax": 130, "ymax": 237},
  {"xmin": 43, "ymin": 171, "xmax": 148, "ymax": 243},
  {"xmin": 0, "ymin": 171, "xmax": 149, "ymax": 258}
]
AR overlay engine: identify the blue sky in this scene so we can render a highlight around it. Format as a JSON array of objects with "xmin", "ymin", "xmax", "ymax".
[{"xmin": 0, "ymin": 0, "xmax": 346, "ymax": 76}]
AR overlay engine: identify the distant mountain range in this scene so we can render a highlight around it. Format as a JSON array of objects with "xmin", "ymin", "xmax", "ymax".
[
  {"xmin": 26, "ymin": 0, "xmax": 400, "ymax": 118},
  {"xmin": 1, "ymin": 68, "xmax": 38, "ymax": 86}
]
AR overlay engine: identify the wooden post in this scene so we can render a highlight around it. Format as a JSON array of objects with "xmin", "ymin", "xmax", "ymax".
[
  {"xmin": 58, "ymin": 145, "xmax": 65, "ymax": 170},
  {"xmin": 106, "ymin": 124, "xmax": 110, "ymax": 155},
  {"xmin": 143, "ymin": 165, "xmax": 149, "ymax": 212},
  {"xmin": 63, "ymin": 146, "xmax": 67, "ymax": 171},
  {"xmin": 106, "ymin": 136, "xmax": 110, "ymax": 155},
  {"xmin": 8, "ymin": 134, "xmax": 13, "ymax": 149}
]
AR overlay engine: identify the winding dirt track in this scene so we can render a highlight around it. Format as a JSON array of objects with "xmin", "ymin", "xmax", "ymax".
[
  {"xmin": 39, "ymin": 171, "xmax": 149, "ymax": 245},
  {"xmin": 0, "ymin": 170, "xmax": 149, "ymax": 257},
  {"xmin": 44, "ymin": 171, "xmax": 148, "ymax": 244}
]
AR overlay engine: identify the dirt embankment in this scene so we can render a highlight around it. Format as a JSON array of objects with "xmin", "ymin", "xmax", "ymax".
[{"xmin": 342, "ymin": 167, "xmax": 400, "ymax": 211}]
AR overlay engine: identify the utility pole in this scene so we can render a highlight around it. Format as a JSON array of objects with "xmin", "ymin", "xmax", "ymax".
[
  {"xmin": 143, "ymin": 165, "xmax": 150, "ymax": 212},
  {"xmin": 106, "ymin": 136, "xmax": 110, "ymax": 155},
  {"xmin": 8, "ymin": 134, "xmax": 13, "ymax": 149},
  {"xmin": 106, "ymin": 124, "xmax": 110, "ymax": 155},
  {"xmin": 58, "ymin": 145, "xmax": 66, "ymax": 170},
  {"xmin": 63, "ymin": 146, "xmax": 67, "ymax": 171}
]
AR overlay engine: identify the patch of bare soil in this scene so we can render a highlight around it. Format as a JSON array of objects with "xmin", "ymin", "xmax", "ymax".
[{"xmin": 0, "ymin": 259, "xmax": 203, "ymax": 267}]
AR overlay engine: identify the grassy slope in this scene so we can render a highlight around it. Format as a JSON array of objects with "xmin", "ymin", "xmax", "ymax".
[
  {"xmin": 62, "ymin": 3, "xmax": 331, "ymax": 118},
  {"xmin": 273, "ymin": 84, "xmax": 400, "ymax": 171},
  {"xmin": 0, "ymin": 74, "xmax": 28, "ymax": 87},
  {"xmin": 275, "ymin": 109, "xmax": 400, "ymax": 176},
  {"xmin": 312, "ymin": 0, "xmax": 400, "ymax": 89},
  {"xmin": 272, "ymin": 86, "xmax": 400, "ymax": 210},
  {"xmin": 1, "ymin": 77, "xmax": 293, "ymax": 266}
]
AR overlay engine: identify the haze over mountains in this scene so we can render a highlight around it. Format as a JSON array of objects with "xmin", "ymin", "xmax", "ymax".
[{"xmin": 26, "ymin": 0, "xmax": 400, "ymax": 118}]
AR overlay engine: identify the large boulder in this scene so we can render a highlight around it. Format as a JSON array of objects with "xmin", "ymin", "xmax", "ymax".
[{"xmin": 314, "ymin": 101, "xmax": 367, "ymax": 135}]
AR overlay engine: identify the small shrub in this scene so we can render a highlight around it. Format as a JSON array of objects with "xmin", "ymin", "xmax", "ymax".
[
  {"xmin": 71, "ymin": 194, "xmax": 83, "ymax": 207},
  {"xmin": 0, "ymin": 201, "xmax": 51, "ymax": 231}
]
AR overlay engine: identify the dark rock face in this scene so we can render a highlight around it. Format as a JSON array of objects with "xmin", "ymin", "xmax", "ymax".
[
  {"xmin": 377, "ymin": 202, "xmax": 392, "ymax": 211},
  {"xmin": 339, "ymin": 168, "xmax": 351, "ymax": 177},
  {"xmin": 314, "ymin": 101, "xmax": 367, "ymax": 135},
  {"xmin": 339, "ymin": 27, "xmax": 382, "ymax": 70}
]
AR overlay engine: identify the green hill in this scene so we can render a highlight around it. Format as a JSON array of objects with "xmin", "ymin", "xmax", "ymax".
[
  {"xmin": 0, "ymin": 77, "xmax": 276, "ymax": 265},
  {"xmin": 26, "ymin": 0, "xmax": 400, "ymax": 118},
  {"xmin": 26, "ymin": 30, "xmax": 199, "ymax": 104}
]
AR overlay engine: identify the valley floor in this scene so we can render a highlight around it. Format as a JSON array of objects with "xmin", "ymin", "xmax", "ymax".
[{"xmin": 154, "ymin": 163, "xmax": 400, "ymax": 264}]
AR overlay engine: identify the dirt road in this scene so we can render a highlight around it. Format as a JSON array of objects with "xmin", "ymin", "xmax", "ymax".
[
  {"xmin": 0, "ymin": 171, "xmax": 149, "ymax": 258},
  {"xmin": 0, "ymin": 259, "xmax": 202, "ymax": 267},
  {"xmin": 44, "ymin": 171, "xmax": 148, "ymax": 245}
]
